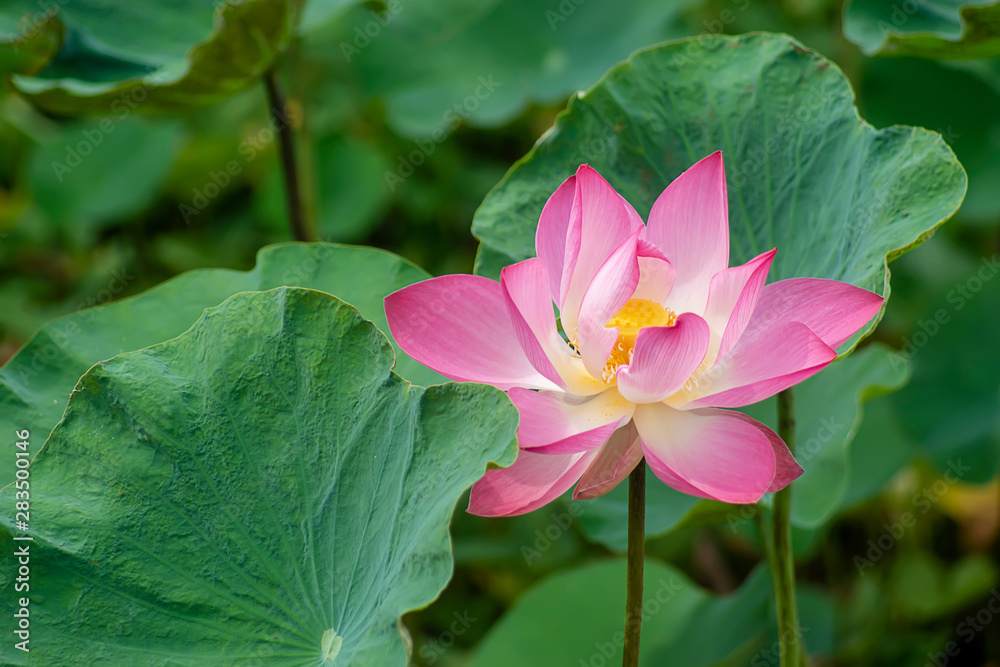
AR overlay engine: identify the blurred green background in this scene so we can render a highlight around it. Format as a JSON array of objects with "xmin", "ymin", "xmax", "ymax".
[{"xmin": 2, "ymin": 0, "xmax": 999, "ymax": 665}]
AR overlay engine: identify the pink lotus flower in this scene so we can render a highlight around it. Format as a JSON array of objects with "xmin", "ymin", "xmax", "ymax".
[{"xmin": 385, "ymin": 152, "xmax": 883, "ymax": 517}]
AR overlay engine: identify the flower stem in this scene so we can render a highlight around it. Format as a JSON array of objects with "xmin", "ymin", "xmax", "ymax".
[
  {"xmin": 263, "ymin": 66, "xmax": 313, "ymax": 243},
  {"xmin": 622, "ymin": 460, "xmax": 645, "ymax": 667},
  {"xmin": 771, "ymin": 388, "xmax": 803, "ymax": 667}
]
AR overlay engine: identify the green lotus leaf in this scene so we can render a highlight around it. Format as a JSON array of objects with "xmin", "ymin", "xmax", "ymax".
[
  {"xmin": 472, "ymin": 33, "xmax": 967, "ymax": 351},
  {"xmin": 0, "ymin": 243, "xmax": 445, "ymax": 489},
  {"xmin": 0, "ymin": 288, "xmax": 517, "ymax": 665},
  {"xmin": 8, "ymin": 0, "xmax": 302, "ymax": 113},
  {"xmin": 844, "ymin": 0, "xmax": 1000, "ymax": 59}
]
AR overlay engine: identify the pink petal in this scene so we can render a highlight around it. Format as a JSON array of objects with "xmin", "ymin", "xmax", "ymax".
[
  {"xmin": 467, "ymin": 448, "xmax": 598, "ymax": 517},
  {"xmin": 385, "ymin": 276, "xmax": 559, "ymax": 390},
  {"xmin": 683, "ymin": 322, "xmax": 837, "ymax": 409},
  {"xmin": 615, "ymin": 313, "xmax": 710, "ymax": 404},
  {"xmin": 631, "ymin": 244, "xmax": 676, "ymax": 304},
  {"xmin": 501, "ymin": 259, "xmax": 564, "ymax": 387},
  {"xmin": 636, "ymin": 238, "xmax": 670, "ymax": 263},
  {"xmin": 724, "ymin": 410, "xmax": 802, "ymax": 493},
  {"xmin": 573, "ymin": 421, "xmax": 644, "ymax": 500},
  {"xmin": 524, "ymin": 422, "xmax": 621, "ymax": 455},
  {"xmin": 576, "ymin": 231, "xmax": 642, "ymax": 380},
  {"xmin": 619, "ymin": 194, "xmax": 646, "ymax": 231},
  {"xmin": 634, "ymin": 403, "xmax": 776, "ymax": 504},
  {"xmin": 501, "ymin": 259, "xmax": 606, "ymax": 395},
  {"xmin": 509, "ymin": 387, "xmax": 634, "ymax": 453},
  {"xmin": 645, "ymin": 152, "xmax": 730, "ymax": 315},
  {"xmin": 558, "ymin": 165, "xmax": 644, "ymax": 337},
  {"xmin": 641, "ymin": 458, "xmax": 713, "ymax": 499},
  {"xmin": 702, "ymin": 249, "xmax": 776, "ymax": 365},
  {"xmin": 741, "ymin": 278, "xmax": 885, "ymax": 349},
  {"xmin": 536, "ymin": 175, "xmax": 576, "ymax": 305}
]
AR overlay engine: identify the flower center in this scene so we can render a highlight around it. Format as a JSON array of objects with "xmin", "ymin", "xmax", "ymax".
[{"xmin": 601, "ymin": 298, "xmax": 677, "ymax": 382}]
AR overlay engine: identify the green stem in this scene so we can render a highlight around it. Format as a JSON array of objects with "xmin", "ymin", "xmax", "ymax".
[
  {"xmin": 263, "ymin": 66, "xmax": 313, "ymax": 243},
  {"xmin": 622, "ymin": 460, "xmax": 645, "ymax": 667},
  {"xmin": 771, "ymin": 388, "xmax": 803, "ymax": 667}
]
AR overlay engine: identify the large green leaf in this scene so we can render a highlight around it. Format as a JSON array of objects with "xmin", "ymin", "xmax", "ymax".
[
  {"xmin": 844, "ymin": 0, "xmax": 1000, "ymax": 59},
  {"xmin": 8, "ymin": 0, "xmax": 302, "ymax": 113},
  {"xmin": 468, "ymin": 560, "xmax": 833, "ymax": 666},
  {"xmin": 0, "ymin": 287, "xmax": 517, "ymax": 665},
  {"xmin": 0, "ymin": 243, "xmax": 444, "ymax": 488},
  {"xmin": 572, "ymin": 344, "xmax": 910, "ymax": 549},
  {"xmin": 472, "ymin": 33, "xmax": 967, "ymax": 349},
  {"xmin": 339, "ymin": 0, "xmax": 695, "ymax": 137},
  {"xmin": 857, "ymin": 57, "xmax": 1000, "ymax": 226}
]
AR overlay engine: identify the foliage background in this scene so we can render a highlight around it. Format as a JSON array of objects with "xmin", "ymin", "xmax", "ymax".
[{"xmin": 1, "ymin": 0, "xmax": 999, "ymax": 665}]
